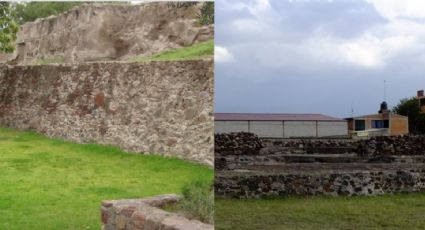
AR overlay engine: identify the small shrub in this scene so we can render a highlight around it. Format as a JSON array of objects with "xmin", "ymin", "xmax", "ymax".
[
  {"xmin": 197, "ymin": 2, "xmax": 214, "ymax": 25},
  {"xmin": 167, "ymin": 2, "xmax": 214, "ymax": 25},
  {"xmin": 177, "ymin": 179, "xmax": 214, "ymax": 224}
]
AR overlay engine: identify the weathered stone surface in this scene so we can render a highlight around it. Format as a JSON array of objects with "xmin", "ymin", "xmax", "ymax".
[
  {"xmin": 215, "ymin": 168, "xmax": 425, "ymax": 198},
  {"xmin": 4, "ymin": 3, "xmax": 213, "ymax": 64},
  {"xmin": 214, "ymin": 132, "xmax": 263, "ymax": 156},
  {"xmin": 101, "ymin": 194, "xmax": 213, "ymax": 230},
  {"xmin": 360, "ymin": 135, "xmax": 425, "ymax": 156},
  {"xmin": 0, "ymin": 60, "xmax": 213, "ymax": 165},
  {"xmin": 215, "ymin": 132, "xmax": 425, "ymax": 197}
]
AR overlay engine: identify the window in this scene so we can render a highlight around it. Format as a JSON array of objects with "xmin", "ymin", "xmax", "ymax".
[
  {"xmin": 354, "ymin": 120, "xmax": 365, "ymax": 131},
  {"xmin": 372, "ymin": 120, "xmax": 389, "ymax": 129}
]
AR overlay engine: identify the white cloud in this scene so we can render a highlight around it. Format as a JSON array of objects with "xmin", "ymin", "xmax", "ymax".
[
  {"xmin": 366, "ymin": 0, "xmax": 425, "ymax": 19},
  {"xmin": 215, "ymin": 46, "xmax": 235, "ymax": 63},
  {"xmin": 337, "ymin": 36, "xmax": 385, "ymax": 68}
]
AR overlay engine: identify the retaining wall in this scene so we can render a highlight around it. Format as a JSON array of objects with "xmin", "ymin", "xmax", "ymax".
[
  {"xmin": 0, "ymin": 60, "xmax": 213, "ymax": 165},
  {"xmin": 101, "ymin": 194, "xmax": 213, "ymax": 230},
  {"xmin": 215, "ymin": 132, "xmax": 425, "ymax": 197},
  {"xmin": 216, "ymin": 169, "xmax": 425, "ymax": 198}
]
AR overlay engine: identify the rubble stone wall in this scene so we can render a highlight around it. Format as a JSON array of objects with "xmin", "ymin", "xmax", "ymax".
[
  {"xmin": 101, "ymin": 194, "xmax": 213, "ymax": 230},
  {"xmin": 215, "ymin": 132, "xmax": 425, "ymax": 197},
  {"xmin": 215, "ymin": 169, "xmax": 425, "ymax": 198},
  {"xmin": 0, "ymin": 60, "xmax": 213, "ymax": 165}
]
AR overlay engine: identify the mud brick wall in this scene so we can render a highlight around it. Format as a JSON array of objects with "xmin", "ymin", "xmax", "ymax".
[
  {"xmin": 215, "ymin": 169, "xmax": 425, "ymax": 198},
  {"xmin": 0, "ymin": 60, "xmax": 213, "ymax": 165}
]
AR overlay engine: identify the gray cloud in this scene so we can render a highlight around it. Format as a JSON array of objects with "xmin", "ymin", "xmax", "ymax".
[{"xmin": 215, "ymin": 0, "xmax": 425, "ymax": 118}]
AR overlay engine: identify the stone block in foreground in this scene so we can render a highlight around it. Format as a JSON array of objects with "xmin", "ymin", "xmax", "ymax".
[{"xmin": 101, "ymin": 194, "xmax": 213, "ymax": 230}]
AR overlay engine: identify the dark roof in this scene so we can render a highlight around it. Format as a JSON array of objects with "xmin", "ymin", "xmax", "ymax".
[{"xmin": 214, "ymin": 113, "xmax": 344, "ymax": 121}]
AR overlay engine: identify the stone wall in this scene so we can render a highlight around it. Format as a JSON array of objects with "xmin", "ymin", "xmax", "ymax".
[
  {"xmin": 0, "ymin": 60, "xmax": 213, "ymax": 165},
  {"xmin": 101, "ymin": 194, "xmax": 213, "ymax": 230},
  {"xmin": 215, "ymin": 169, "xmax": 425, "ymax": 198},
  {"xmin": 215, "ymin": 132, "xmax": 425, "ymax": 196}
]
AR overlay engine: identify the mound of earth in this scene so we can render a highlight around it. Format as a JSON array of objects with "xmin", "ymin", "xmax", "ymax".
[{"xmin": 4, "ymin": 3, "xmax": 213, "ymax": 64}]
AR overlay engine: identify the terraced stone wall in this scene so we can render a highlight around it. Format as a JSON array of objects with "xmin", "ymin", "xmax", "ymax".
[
  {"xmin": 215, "ymin": 169, "xmax": 425, "ymax": 198},
  {"xmin": 0, "ymin": 60, "xmax": 213, "ymax": 165},
  {"xmin": 215, "ymin": 132, "xmax": 425, "ymax": 197}
]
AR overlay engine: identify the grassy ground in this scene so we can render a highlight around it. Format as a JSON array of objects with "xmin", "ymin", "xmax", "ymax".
[
  {"xmin": 0, "ymin": 128, "xmax": 213, "ymax": 230},
  {"xmin": 215, "ymin": 194, "xmax": 425, "ymax": 230},
  {"xmin": 128, "ymin": 39, "xmax": 213, "ymax": 62}
]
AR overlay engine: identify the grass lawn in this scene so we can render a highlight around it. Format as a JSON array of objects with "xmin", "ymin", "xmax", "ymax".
[
  {"xmin": 215, "ymin": 194, "xmax": 425, "ymax": 230},
  {"xmin": 0, "ymin": 128, "xmax": 213, "ymax": 230},
  {"xmin": 128, "ymin": 39, "xmax": 213, "ymax": 62}
]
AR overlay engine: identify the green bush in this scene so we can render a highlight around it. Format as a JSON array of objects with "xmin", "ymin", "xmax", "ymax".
[
  {"xmin": 178, "ymin": 179, "xmax": 214, "ymax": 224},
  {"xmin": 167, "ymin": 2, "xmax": 214, "ymax": 25},
  {"xmin": 15, "ymin": 2, "xmax": 82, "ymax": 24}
]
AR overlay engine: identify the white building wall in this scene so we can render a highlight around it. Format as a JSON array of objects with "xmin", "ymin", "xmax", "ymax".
[
  {"xmin": 317, "ymin": 121, "xmax": 348, "ymax": 137},
  {"xmin": 283, "ymin": 121, "xmax": 317, "ymax": 137},
  {"xmin": 215, "ymin": 120, "xmax": 348, "ymax": 138},
  {"xmin": 250, "ymin": 121, "xmax": 284, "ymax": 138},
  {"xmin": 215, "ymin": 121, "xmax": 249, "ymax": 133}
]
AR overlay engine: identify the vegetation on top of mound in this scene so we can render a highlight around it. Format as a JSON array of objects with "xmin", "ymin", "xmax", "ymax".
[
  {"xmin": 128, "ymin": 39, "xmax": 213, "ymax": 62},
  {"xmin": 167, "ymin": 2, "xmax": 214, "ymax": 25},
  {"xmin": 14, "ymin": 2, "xmax": 83, "ymax": 24}
]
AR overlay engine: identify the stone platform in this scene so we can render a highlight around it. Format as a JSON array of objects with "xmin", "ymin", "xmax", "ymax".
[
  {"xmin": 216, "ymin": 164, "xmax": 425, "ymax": 198},
  {"xmin": 215, "ymin": 132, "xmax": 425, "ymax": 198}
]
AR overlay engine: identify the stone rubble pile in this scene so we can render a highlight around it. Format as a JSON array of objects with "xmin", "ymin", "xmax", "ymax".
[
  {"xmin": 359, "ymin": 135, "xmax": 425, "ymax": 156},
  {"xmin": 214, "ymin": 132, "xmax": 263, "ymax": 155},
  {"xmin": 269, "ymin": 139, "xmax": 357, "ymax": 148}
]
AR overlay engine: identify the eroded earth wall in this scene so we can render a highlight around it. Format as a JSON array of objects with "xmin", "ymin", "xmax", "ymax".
[
  {"xmin": 5, "ymin": 3, "xmax": 213, "ymax": 64},
  {"xmin": 0, "ymin": 60, "xmax": 213, "ymax": 165}
]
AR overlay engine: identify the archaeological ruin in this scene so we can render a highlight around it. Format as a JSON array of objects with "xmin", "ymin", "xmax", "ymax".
[
  {"xmin": 0, "ymin": 3, "xmax": 214, "ymax": 166},
  {"xmin": 215, "ymin": 132, "xmax": 425, "ymax": 198}
]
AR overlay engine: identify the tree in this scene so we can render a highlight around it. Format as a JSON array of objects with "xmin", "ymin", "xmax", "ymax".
[
  {"xmin": 14, "ymin": 2, "xmax": 82, "ymax": 24},
  {"xmin": 393, "ymin": 97, "xmax": 425, "ymax": 134},
  {"xmin": 168, "ymin": 2, "xmax": 214, "ymax": 25},
  {"xmin": 0, "ymin": 2, "xmax": 19, "ymax": 53},
  {"xmin": 198, "ymin": 2, "xmax": 214, "ymax": 25}
]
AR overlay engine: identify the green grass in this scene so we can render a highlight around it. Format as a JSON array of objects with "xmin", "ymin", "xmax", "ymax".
[
  {"xmin": 0, "ymin": 128, "xmax": 213, "ymax": 230},
  {"xmin": 128, "ymin": 39, "xmax": 214, "ymax": 62},
  {"xmin": 32, "ymin": 56, "xmax": 64, "ymax": 65},
  {"xmin": 215, "ymin": 194, "xmax": 425, "ymax": 230}
]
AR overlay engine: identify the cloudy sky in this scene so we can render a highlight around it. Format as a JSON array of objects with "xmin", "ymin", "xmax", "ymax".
[{"xmin": 215, "ymin": 0, "xmax": 425, "ymax": 118}]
